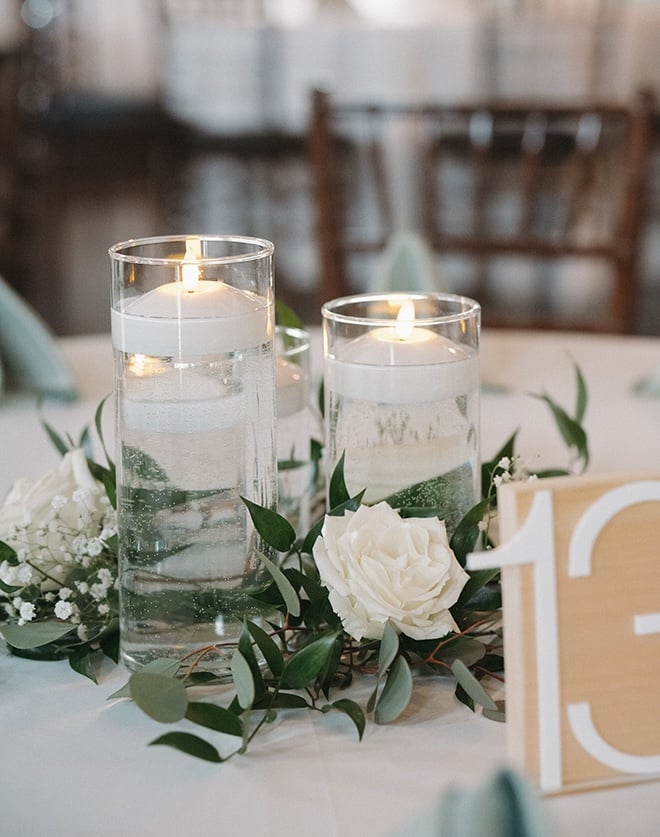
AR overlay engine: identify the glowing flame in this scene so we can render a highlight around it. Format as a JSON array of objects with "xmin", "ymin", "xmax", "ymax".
[
  {"xmin": 395, "ymin": 299, "xmax": 415, "ymax": 340},
  {"xmin": 181, "ymin": 238, "xmax": 202, "ymax": 292}
]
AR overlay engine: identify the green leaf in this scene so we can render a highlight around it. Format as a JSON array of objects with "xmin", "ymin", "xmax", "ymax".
[
  {"xmin": 252, "ymin": 692, "xmax": 310, "ymax": 710},
  {"xmin": 257, "ymin": 551, "xmax": 301, "ymax": 618},
  {"xmin": 281, "ymin": 632, "xmax": 341, "ymax": 689},
  {"xmin": 329, "ymin": 699, "xmax": 366, "ymax": 741},
  {"xmin": 0, "ymin": 578, "xmax": 21, "ymax": 594},
  {"xmin": 481, "ymin": 432, "xmax": 518, "ymax": 497},
  {"xmin": 129, "ymin": 672, "xmax": 188, "ymax": 722},
  {"xmin": 533, "ymin": 394, "xmax": 589, "ymax": 469},
  {"xmin": 231, "ymin": 649, "xmax": 256, "ymax": 710},
  {"xmin": 301, "ymin": 490, "xmax": 366, "ymax": 555},
  {"xmin": 40, "ymin": 417, "xmax": 71, "ymax": 456},
  {"xmin": 275, "ymin": 299, "xmax": 305, "ymax": 330},
  {"xmin": 106, "ymin": 657, "xmax": 180, "ymax": 700},
  {"xmin": 455, "ymin": 567, "xmax": 500, "ymax": 608},
  {"xmin": 0, "ymin": 621, "xmax": 74, "ymax": 649},
  {"xmin": 185, "ymin": 701, "xmax": 243, "ymax": 737},
  {"xmin": 328, "ymin": 452, "xmax": 350, "ymax": 509},
  {"xmin": 241, "ymin": 497, "xmax": 296, "ymax": 553},
  {"xmin": 150, "ymin": 732, "xmax": 223, "ymax": 763},
  {"xmin": 378, "ymin": 621, "xmax": 400, "ymax": 675},
  {"xmin": 574, "ymin": 363, "xmax": 588, "ymax": 424},
  {"xmin": 374, "ymin": 655, "xmax": 413, "ymax": 724},
  {"xmin": 450, "ymin": 497, "xmax": 492, "ymax": 566},
  {"xmin": 0, "ymin": 539, "xmax": 18, "ymax": 563},
  {"xmin": 99, "ymin": 628, "xmax": 119, "ymax": 663},
  {"xmin": 246, "ymin": 620, "xmax": 284, "ymax": 676},
  {"xmin": 69, "ymin": 649, "xmax": 97, "ymax": 683},
  {"xmin": 451, "ymin": 659, "xmax": 498, "ymax": 711},
  {"xmin": 483, "ymin": 699, "xmax": 506, "ymax": 723},
  {"xmin": 93, "ymin": 394, "xmax": 115, "ymax": 471}
]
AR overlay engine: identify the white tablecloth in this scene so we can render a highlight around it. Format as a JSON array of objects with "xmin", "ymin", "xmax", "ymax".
[{"xmin": 1, "ymin": 329, "xmax": 660, "ymax": 836}]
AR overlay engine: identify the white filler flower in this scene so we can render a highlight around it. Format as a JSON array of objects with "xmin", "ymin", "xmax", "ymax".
[{"xmin": 313, "ymin": 501, "xmax": 469, "ymax": 641}]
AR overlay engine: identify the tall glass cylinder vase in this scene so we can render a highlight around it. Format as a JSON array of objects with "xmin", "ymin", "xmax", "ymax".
[
  {"xmin": 110, "ymin": 235, "xmax": 277, "ymax": 674},
  {"xmin": 322, "ymin": 292, "xmax": 480, "ymax": 536}
]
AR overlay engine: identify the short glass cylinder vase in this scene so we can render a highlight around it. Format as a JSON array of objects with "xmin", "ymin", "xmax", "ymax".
[
  {"xmin": 275, "ymin": 325, "xmax": 317, "ymax": 536},
  {"xmin": 110, "ymin": 235, "xmax": 278, "ymax": 674},
  {"xmin": 322, "ymin": 292, "xmax": 480, "ymax": 537}
]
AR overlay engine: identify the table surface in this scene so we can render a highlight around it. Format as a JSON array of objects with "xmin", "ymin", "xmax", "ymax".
[{"xmin": 1, "ymin": 329, "xmax": 660, "ymax": 836}]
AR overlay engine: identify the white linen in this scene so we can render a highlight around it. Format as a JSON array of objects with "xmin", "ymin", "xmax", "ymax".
[{"xmin": 1, "ymin": 329, "xmax": 660, "ymax": 836}]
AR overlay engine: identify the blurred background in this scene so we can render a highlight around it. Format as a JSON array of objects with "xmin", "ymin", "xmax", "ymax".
[{"xmin": 2, "ymin": 0, "xmax": 660, "ymax": 334}]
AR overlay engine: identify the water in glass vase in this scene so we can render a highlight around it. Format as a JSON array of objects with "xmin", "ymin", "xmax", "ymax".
[
  {"xmin": 116, "ymin": 345, "xmax": 278, "ymax": 674},
  {"xmin": 326, "ymin": 352, "xmax": 479, "ymax": 536}
]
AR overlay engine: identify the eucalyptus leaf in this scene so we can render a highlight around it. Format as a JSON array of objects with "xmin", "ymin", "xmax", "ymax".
[
  {"xmin": 374, "ymin": 655, "xmax": 413, "ymax": 724},
  {"xmin": 281, "ymin": 632, "xmax": 341, "ymax": 689},
  {"xmin": 275, "ymin": 299, "xmax": 305, "ymax": 330},
  {"xmin": 450, "ymin": 498, "xmax": 492, "ymax": 566},
  {"xmin": 130, "ymin": 672, "xmax": 188, "ymax": 723},
  {"xmin": 451, "ymin": 659, "xmax": 498, "ymax": 712},
  {"xmin": 69, "ymin": 649, "xmax": 96, "ymax": 683},
  {"xmin": 0, "ymin": 540, "xmax": 17, "ymax": 563},
  {"xmin": 330, "ymin": 698, "xmax": 366, "ymax": 741},
  {"xmin": 252, "ymin": 692, "xmax": 310, "ymax": 710},
  {"xmin": 257, "ymin": 550, "xmax": 301, "ymax": 618},
  {"xmin": 455, "ymin": 567, "xmax": 500, "ymax": 608},
  {"xmin": 150, "ymin": 731, "xmax": 223, "ymax": 763},
  {"xmin": 185, "ymin": 701, "xmax": 243, "ymax": 737},
  {"xmin": 0, "ymin": 621, "xmax": 74, "ymax": 649},
  {"xmin": 378, "ymin": 621, "xmax": 400, "ymax": 675},
  {"xmin": 40, "ymin": 417, "xmax": 71, "ymax": 456},
  {"xmin": 246, "ymin": 619, "xmax": 284, "ymax": 676},
  {"xmin": 483, "ymin": 699, "xmax": 506, "ymax": 723},
  {"xmin": 242, "ymin": 497, "xmax": 296, "ymax": 553},
  {"xmin": 328, "ymin": 452, "xmax": 350, "ymax": 509},
  {"xmin": 574, "ymin": 362, "xmax": 588, "ymax": 424},
  {"xmin": 106, "ymin": 657, "xmax": 180, "ymax": 700},
  {"xmin": 231, "ymin": 649, "xmax": 256, "ymax": 710},
  {"xmin": 93, "ymin": 394, "xmax": 116, "ymax": 475}
]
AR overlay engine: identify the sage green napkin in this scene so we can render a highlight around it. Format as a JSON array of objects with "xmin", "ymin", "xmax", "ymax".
[
  {"xmin": 368, "ymin": 231, "xmax": 447, "ymax": 294},
  {"xmin": 395, "ymin": 768, "xmax": 551, "ymax": 837},
  {"xmin": 0, "ymin": 275, "xmax": 78, "ymax": 400}
]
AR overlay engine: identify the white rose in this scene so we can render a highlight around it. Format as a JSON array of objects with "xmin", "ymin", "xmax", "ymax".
[
  {"xmin": 313, "ymin": 501, "xmax": 469, "ymax": 642},
  {"xmin": 0, "ymin": 449, "xmax": 106, "ymax": 588}
]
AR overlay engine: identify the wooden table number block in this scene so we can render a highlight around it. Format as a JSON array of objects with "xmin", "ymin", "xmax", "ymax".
[{"xmin": 468, "ymin": 472, "xmax": 660, "ymax": 794}]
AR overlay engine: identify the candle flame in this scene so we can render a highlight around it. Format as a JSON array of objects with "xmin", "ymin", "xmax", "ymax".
[
  {"xmin": 181, "ymin": 238, "xmax": 202, "ymax": 292},
  {"xmin": 395, "ymin": 299, "xmax": 416, "ymax": 340}
]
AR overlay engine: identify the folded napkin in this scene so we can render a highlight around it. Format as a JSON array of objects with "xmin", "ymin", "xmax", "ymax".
[
  {"xmin": 395, "ymin": 768, "xmax": 551, "ymax": 837},
  {"xmin": 368, "ymin": 231, "xmax": 447, "ymax": 294},
  {"xmin": 633, "ymin": 366, "xmax": 660, "ymax": 398},
  {"xmin": 0, "ymin": 274, "xmax": 78, "ymax": 400}
]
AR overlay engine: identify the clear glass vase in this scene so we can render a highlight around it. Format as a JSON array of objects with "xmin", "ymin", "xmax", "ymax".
[{"xmin": 110, "ymin": 235, "xmax": 277, "ymax": 674}]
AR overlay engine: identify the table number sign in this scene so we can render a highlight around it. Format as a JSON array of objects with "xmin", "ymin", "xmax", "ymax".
[{"xmin": 468, "ymin": 472, "xmax": 660, "ymax": 794}]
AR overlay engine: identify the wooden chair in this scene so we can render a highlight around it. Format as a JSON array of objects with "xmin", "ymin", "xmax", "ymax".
[{"xmin": 307, "ymin": 88, "xmax": 656, "ymax": 332}]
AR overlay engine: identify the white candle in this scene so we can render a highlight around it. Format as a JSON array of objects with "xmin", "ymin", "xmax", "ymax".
[
  {"xmin": 276, "ymin": 356, "xmax": 307, "ymax": 418},
  {"xmin": 112, "ymin": 281, "xmax": 270, "ymax": 356},
  {"xmin": 326, "ymin": 306, "xmax": 478, "ymax": 404}
]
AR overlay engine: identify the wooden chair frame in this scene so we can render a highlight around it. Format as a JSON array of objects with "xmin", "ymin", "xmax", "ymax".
[{"xmin": 308, "ymin": 88, "xmax": 656, "ymax": 332}]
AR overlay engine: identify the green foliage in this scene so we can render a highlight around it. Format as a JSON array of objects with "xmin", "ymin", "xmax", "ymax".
[{"xmin": 7, "ymin": 367, "xmax": 589, "ymax": 763}]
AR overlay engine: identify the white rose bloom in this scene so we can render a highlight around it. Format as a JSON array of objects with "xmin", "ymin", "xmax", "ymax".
[
  {"xmin": 313, "ymin": 502, "xmax": 469, "ymax": 642},
  {"xmin": 0, "ymin": 449, "xmax": 106, "ymax": 590}
]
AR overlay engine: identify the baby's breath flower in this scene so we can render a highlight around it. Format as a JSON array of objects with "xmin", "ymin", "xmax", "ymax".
[
  {"xmin": 76, "ymin": 624, "xmax": 88, "ymax": 642},
  {"xmin": 97, "ymin": 603, "xmax": 110, "ymax": 615},
  {"xmin": 89, "ymin": 583, "xmax": 107, "ymax": 601},
  {"xmin": 51, "ymin": 494, "xmax": 67, "ymax": 510},
  {"xmin": 54, "ymin": 600, "xmax": 74, "ymax": 620},
  {"xmin": 58, "ymin": 587, "xmax": 73, "ymax": 601},
  {"xmin": 17, "ymin": 565, "xmax": 33, "ymax": 584},
  {"xmin": 19, "ymin": 601, "xmax": 35, "ymax": 622},
  {"xmin": 75, "ymin": 581, "xmax": 89, "ymax": 594}
]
